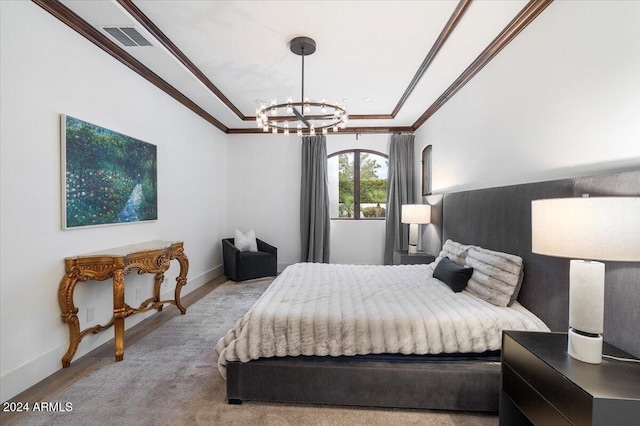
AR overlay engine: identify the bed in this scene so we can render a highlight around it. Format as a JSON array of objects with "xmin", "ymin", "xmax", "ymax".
[
  {"xmin": 215, "ymin": 169, "xmax": 640, "ymax": 412},
  {"xmin": 216, "ymin": 259, "xmax": 548, "ymax": 371}
]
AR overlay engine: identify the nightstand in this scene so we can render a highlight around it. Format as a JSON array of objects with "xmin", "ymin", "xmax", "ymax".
[
  {"xmin": 500, "ymin": 331, "xmax": 640, "ymax": 425},
  {"xmin": 392, "ymin": 250, "xmax": 435, "ymax": 265}
]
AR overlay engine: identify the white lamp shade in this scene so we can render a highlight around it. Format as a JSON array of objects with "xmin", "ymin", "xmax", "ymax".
[
  {"xmin": 531, "ymin": 197, "xmax": 640, "ymax": 262},
  {"xmin": 401, "ymin": 204, "xmax": 431, "ymax": 224}
]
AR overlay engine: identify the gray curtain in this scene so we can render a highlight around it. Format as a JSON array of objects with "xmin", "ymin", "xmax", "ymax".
[
  {"xmin": 384, "ymin": 133, "xmax": 416, "ymax": 264},
  {"xmin": 300, "ymin": 135, "xmax": 330, "ymax": 263}
]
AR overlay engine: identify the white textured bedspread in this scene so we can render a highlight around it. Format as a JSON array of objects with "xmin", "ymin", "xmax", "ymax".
[{"xmin": 215, "ymin": 262, "xmax": 549, "ymax": 377}]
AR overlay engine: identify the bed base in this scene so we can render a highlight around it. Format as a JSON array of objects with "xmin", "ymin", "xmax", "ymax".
[{"xmin": 227, "ymin": 357, "xmax": 500, "ymax": 412}]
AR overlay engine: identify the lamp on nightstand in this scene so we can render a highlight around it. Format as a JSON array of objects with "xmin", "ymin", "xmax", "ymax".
[
  {"xmin": 531, "ymin": 196, "xmax": 640, "ymax": 364},
  {"xmin": 401, "ymin": 204, "xmax": 431, "ymax": 254}
]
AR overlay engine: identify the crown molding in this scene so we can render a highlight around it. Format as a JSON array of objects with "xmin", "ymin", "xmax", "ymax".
[
  {"xmin": 227, "ymin": 126, "xmax": 414, "ymax": 135},
  {"xmin": 32, "ymin": 0, "xmax": 229, "ymax": 133},
  {"xmin": 115, "ymin": 0, "xmax": 246, "ymax": 121},
  {"xmin": 391, "ymin": 0, "xmax": 472, "ymax": 118},
  {"xmin": 412, "ymin": 0, "xmax": 554, "ymax": 129},
  {"xmin": 32, "ymin": 0, "xmax": 553, "ymax": 135}
]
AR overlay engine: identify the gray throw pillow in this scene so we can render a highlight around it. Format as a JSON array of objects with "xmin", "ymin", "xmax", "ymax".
[{"xmin": 433, "ymin": 257, "xmax": 474, "ymax": 292}]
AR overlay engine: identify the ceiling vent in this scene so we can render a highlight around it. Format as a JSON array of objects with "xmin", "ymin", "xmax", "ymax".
[{"xmin": 103, "ymin": 27, "xmax": 152, "ymax": 47}]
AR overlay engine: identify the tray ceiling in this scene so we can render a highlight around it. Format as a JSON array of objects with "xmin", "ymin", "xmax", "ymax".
[{"xmin": 44, "ymin": 0, "xmax": 553, "ymax": 134}]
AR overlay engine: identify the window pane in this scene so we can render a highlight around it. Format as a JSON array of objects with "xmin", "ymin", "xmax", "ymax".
[
  {"xmin": 359, "ymin": 152, "xmax": 387, "ymax": 218},
  {"xmin": 422, "ymin": 145, "xmax": 432, "ymax": 196},
  {"xmin": 328, "ymin": 152, "xmax": 354, "ymax": 218}
]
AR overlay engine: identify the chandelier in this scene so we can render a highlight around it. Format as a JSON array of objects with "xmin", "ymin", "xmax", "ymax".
[{"xmin": 256, "ymin": 37, "xmax": 348, "ymax": 136}]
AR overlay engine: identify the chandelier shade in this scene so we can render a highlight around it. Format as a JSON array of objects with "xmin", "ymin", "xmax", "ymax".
[{"xmin": 256, "ymin": 37, "xmax": 348, "ymax": 136}]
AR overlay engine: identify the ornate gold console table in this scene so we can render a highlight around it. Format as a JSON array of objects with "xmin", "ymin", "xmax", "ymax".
[{"xmin": 58, "ymin": 240, "xmax": 189, "ymax": 367}]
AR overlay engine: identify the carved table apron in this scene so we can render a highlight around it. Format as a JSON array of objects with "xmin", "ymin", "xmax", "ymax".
[{"xmin": 58, "ymin": 241, "xmax": 189, "ymax": 367}]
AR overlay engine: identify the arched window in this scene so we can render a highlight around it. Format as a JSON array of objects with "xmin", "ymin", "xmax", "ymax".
[
  {"xmin": 327, "ymin": 149, "xmax": 388, "ymax": 219},
  {"xmin": 421, "ymin": 144, "xmax": 432, "ymax": 196}
]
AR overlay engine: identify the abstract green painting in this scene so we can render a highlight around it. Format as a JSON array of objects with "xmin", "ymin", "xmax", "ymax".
[{"xmin": 61, "ymin": 115, "xmax": 157, "ymax": 229}]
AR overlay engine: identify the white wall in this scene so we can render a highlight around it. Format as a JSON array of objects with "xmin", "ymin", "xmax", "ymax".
[
  {"xmin": 415, "ymin": 0, "xmax": 640, "ymax": 194},
  {"xmin": 227, "ymin": 133, "xmax": 389, "ymax": 267},
  {"xmin": 0, "ymin": 2, "xmax": 228, "ymax": 402},
  {"xmin": 327, "ymin": 134, "xmax": 388, "ymax": 265},
  {"xmin": 226, "ymin": 133, "xmax": 301, "ymax": 269},
  {"xmin": 330, "ymin": 219, "xmax": 386, "ymax": 265}
]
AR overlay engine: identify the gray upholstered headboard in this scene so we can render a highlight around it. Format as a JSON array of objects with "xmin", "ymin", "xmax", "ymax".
[{"xmin": 423, "ymin": 169, "xmax": 639, "ymax": 357}]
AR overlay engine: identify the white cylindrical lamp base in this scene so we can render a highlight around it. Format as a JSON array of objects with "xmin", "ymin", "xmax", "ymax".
[
  {"xmin": 408, "ymin": 223, "xmax": 418, "ymax": 254},
  {"xmin": 568, "ymin": 328, "xmax": 603, "ymax": 364},
  {"xmin": 567, "ymin": 260, "xmax": 604, "ymax": 364},
  {"xmin": 569, "ymin": 260, "xmax": 604, "ymax": 334}
]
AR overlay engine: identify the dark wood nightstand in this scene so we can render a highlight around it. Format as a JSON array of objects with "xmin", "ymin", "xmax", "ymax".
[
  {"xmin": 500, "ymin": 331, "xmax": 640, "ymax": 425},
  {"xmin": 392, "ymin": 250, "xmax": 435, "ymax": 265}
]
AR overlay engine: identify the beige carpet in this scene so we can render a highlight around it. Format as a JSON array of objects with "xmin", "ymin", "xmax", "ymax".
[{"xmin": 12, "ymin": 279, "xmax": 497, "ymax": 426}]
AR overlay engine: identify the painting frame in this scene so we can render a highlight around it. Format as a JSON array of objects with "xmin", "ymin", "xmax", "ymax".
[{"xmin": 61, "ymin": 115, "xmax": 158, "ymax": 230}]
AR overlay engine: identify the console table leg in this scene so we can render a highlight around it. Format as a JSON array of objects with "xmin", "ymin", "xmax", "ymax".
[
  {"xmin": 153, "ymin": 272, "xmax": 164, "ymax": 312},
  {"xmin": 113, "ymin": 267, "xmax": 126, "ymax": 362},
  {"xmin": 59, "ymin": 273, "xmax": 81, "ymax": 368},
  {"xmin": 173, "ymin": 249, "xmax": 189, "ymax": 314}
]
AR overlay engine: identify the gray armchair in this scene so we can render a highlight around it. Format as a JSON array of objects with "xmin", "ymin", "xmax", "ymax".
[{"xmin": 222, "ymin": 238, "xmax": 277, "ymax": 282}]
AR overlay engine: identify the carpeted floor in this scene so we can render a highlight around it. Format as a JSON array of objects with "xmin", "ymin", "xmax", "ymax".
[{"xmin": 11, "ymin": 279, "xmax": 498, "ymax": 426}]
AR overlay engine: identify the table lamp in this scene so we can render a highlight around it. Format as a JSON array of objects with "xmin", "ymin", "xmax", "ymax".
[
  {"xmin": 401, "ymin": 204, "xmax": 431, "ymax": 254},
  {"xmin": 531, "ymin": 196, "xmax": 640, "ymax": 364}
]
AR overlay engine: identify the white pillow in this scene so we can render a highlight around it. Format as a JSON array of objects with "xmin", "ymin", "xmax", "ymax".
[
  {"xmin": 234, "ymin": 229, "xmax": 258, "ymax": 252},
  {"xmin": 464, "ymin": 247, "xmax": 524, "ymax": 307},
  {"xmin": 434, "ymin": 239, "xmax": 474, "ymax": 267}
]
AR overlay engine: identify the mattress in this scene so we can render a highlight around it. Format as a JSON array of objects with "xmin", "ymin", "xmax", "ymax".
[{"xmin": 215, "ymin": 262, "xmax": 549, "ymax": 377}]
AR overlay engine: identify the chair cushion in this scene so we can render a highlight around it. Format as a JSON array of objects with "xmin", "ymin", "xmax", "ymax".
[{"xmin": 234, "ymin": 229, "xmax": 258, "ymax": 252}]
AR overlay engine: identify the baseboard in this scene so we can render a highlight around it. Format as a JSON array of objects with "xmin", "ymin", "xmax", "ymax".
[
  {"xmin": 180, "ymin": 264, "xmax": 224, "ymax": 294},
  {"xmin": 0, "ymin": 265, "xmax": 224, "ymax": 403},
  {"xmin": 0, "ymin": 345, "xmax": 63, "ymax": 403}
]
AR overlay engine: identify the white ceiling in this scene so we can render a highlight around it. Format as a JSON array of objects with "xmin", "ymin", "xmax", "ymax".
[{"xmin": 59, "ymin": 0, "xmax": 533, "ymax": 132}]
